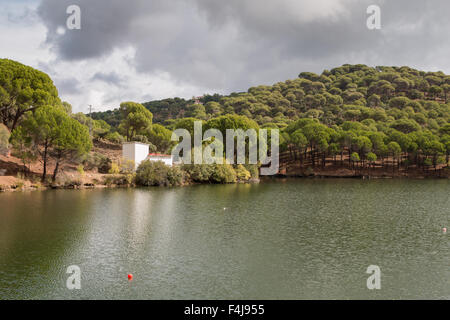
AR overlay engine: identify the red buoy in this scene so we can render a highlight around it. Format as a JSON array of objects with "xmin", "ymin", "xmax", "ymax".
[
  {"xmin": 443, "ymin": 227, "xmax": 447, "ymax": 233},
  {"xmin": 128, "ymin": 274, "xmax": 133, "ymax": 280}
]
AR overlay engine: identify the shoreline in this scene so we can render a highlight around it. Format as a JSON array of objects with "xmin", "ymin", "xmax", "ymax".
[{"xmin": 1, "ymin": 172, "xmax": 448, "ymax": 193}]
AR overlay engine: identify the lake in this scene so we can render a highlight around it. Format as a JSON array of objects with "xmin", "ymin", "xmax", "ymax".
[{"xmin": 0, "ymin": 179, "xmax": 449, "ymax": 299}]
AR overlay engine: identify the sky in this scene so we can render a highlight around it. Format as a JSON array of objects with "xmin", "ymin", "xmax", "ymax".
[{"xmin": 2, "ymin": 0, "xmax": 450, "ymax": 113}]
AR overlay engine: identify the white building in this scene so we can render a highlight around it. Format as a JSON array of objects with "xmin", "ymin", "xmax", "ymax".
[
  {"xmin": 147, "ymin": 153, "xmax": 173, "ymax": 166},
  {"xmin": 122, "ymin": 142, "xmax": 173, "ymax": 169}
]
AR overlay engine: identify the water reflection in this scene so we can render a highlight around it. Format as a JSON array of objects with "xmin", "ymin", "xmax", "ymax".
[{"xmin": 1, "ymin": 180, "xmax": 449, "ymax": 299}]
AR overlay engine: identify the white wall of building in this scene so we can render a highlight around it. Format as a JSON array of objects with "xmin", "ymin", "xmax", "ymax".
[
  {"xmin": 122, "ymin": 142, "xmax": 150, "ymax": 169},
  {"xmin": 147, "ymin": 156, "xmax": 173, "ymax": 166}
]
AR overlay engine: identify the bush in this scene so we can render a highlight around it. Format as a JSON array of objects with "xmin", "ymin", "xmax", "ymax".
[
  {"xmin": 82, "ymin": 152, "xmax": 110, "ymax": 172},
  {"xmin": 125, "ymin": 173, "xmax": 136, "ymax": 185},
  {"xmin": 105, "ymin": 132, "xmax": 125, "ymax": 144},
  {"xmin": 210, "ymin": 163, "xmax": 237, "ymax": 183},
  {"xmin": 244, "ymin": 164, "xmax": 259, "ymax": 179},
  {"xmin": 182, "ymin": 161, "xmax": 238, "ymax": 184},
  {"xmin": 182, "ymin": 164, "xmax": 214, "ymax": 182},
  {"xmin": 136, "ymin": 161, "xmax": 185, "ymax": 187},
  {"xmin": 77, "ymin": 164, "xmax": 85, "ymax": 176},
  {"xmin": 103, "ymin": 174, "xmax": 131, "ymax": 186},
  {"xmin": 109, "ymin": 162, "xmax": 120, "ymax": 174},
  {"xmin": 424, "ymin": 158, "xmax": 432, "ymax": 166},
  {"xmin": 351, "ymin": 152, "xmax": 360, "ymax": 162},
  {"xmin": 120, "ymin": 159, "xmax": 135, "ymax": 174},
  {"xmin": 97, "ymin": 157, "xmax": 112, "ymax": 174},
  {"xmin": 136, "ymin": 160, "xmax": 179, "ymax": 187},
  {"xmin": 235, "ymin": 164, "xmax": 251, "ymax": 181},
  {"xmin": 167, "ymin": 166, "xmax": 186, "ymax": 186},
  {"xmin": 367, "ymin": 152, "xmax": 377, "ymax": 163}
]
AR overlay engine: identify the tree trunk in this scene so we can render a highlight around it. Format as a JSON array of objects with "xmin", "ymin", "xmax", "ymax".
[
  {"xmin": 41, "ymin": 142, "xmax": 48, "ymax": 182},
  {"xmin": 11, "ymin": 109, "xmax": 22, "ymax": 131},
  {"xmin": 52, "ymin": 159, "xmax": 60, "ymax": 183}
]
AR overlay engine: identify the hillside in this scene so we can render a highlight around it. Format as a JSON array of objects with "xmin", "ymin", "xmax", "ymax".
[
  {"xmin": 2, "ymin": 62, "xmax": 450, "ymax": 189},
  {"xmin": 92, "ymin": 64, "xmax": 450, "ymax": 130}
]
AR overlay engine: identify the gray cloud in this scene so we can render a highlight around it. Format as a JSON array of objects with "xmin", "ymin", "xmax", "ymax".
[
  {"xmin": 53, "ymin": 76, "xmax": 82, "ymax": 95},
  {"xmin": 91, "ymin": 71, "xmax": 124, "ymax": 86},
  {"xmin": 37, "ymin": 0, "xmax": 450, "ymax": 97}
]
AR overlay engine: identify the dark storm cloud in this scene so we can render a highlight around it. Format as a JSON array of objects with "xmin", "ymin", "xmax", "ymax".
[{"xmin": 37, "ymin": 0, "xmax": 450, "ymax": 94}]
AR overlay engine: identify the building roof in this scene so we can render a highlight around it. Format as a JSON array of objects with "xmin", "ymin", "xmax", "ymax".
[{"xmin": 122, "ymin": 141, "xmax": 150, "ymax": 146}]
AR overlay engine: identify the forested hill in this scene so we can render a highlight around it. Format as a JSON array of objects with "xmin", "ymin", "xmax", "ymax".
[
  {"xmin": 2, "ymin": 59, "xmax": 449, "ymax": 181},
  {"xmin": 92, "ymin": 64, "xmax": 450, "ymax": 130}
]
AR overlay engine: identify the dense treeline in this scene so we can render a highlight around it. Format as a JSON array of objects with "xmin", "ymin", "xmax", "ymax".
[
  {"xmin": 0, "ymin": 59, "xmax": 259, "ymax": 184},
  {"xmin": 91, "ymin": 94, "xmax": 224, "ymax": 126},
  {"xmin": 1, "ymin": 59, "xmax": 449, "ymax": 182},
  {"xmin": 91, "ymin": 64, "xmax": 450, "ymax": 173},
  {"xmin": 93, "ymin": 64, "xmax": 450, "ymax": 129}
]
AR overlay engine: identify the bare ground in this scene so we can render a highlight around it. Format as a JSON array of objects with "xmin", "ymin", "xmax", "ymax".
[{"xmin": 0, "ymin": 139, "xmax": 123, "ymax": 192}]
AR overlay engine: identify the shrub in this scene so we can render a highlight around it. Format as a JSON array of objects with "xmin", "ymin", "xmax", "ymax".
[
  {"xmin": 182, "ymin": 162, "xmax": 238, "ymax": 184},
  {"xmin": 104, "ymin": 132, "xmax": 125, "ymax": 144},
  {"xmin": 82, "ymin": 152, "xmax": 110, "ymax": 172},
  {"xmin": 120, "ymin": 159, "xmax": 135, "ymax": 174},
  {"xmin": 135, "ymin": 160, "xmax": 170, "ymax": 186},
  {"xmin": 351, "ymin": 152, "xmax": 360, "ymax": 162},
  {"xmin": 97, "ymin": 157, "xmax": 112, "ymax": 174},
  {"xmin": 235, "ymin": 164, "xmax": 251, "ymax": 181},
  {"xmin": 244, "ymin": 164, "xmax": 259, "ymax": 179},
  {"xmin": 424, "ymin": 158, "xmax": 432, "ymax": 167},
  {"xmin": 125, "ymin": 173, "xmax": 136, "ymax": 185},
  {"xmin": 103, "ymin": 174, "xmax": 130, "ymax": 186},
  {"xmin": 167, "ymin": 166, "xmax": 186, "ymax": 186},
  {"xmin": 16, "ymin": 180, "xmax": 25, "ymax": 190},
  {"xmin": 182, "ymin": 164, "xmax": 214, "ymax": 182},
  {"xmin": 210, "ymin": 163, "xmax": 237, "ymax": 183},
  {"xmin": 77, "ymin": 164, "xmax": 85, "ymax": 176},
  {"xmin": 109, "ymin": 162, "xmax": 120, "ymax": 174},
  {"xmin": 136, "ymin": 161, "xmax": 186, "ymax": 187},
  {"xmin": 437, "ymin": 155, "xmax": 446, "ymax": 165},
  {"xmin": 367, "ymin": 152, "xmax": 377, "ymax": 163}
]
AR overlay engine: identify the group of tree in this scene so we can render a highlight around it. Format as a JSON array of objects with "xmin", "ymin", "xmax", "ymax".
[
  {"xmin": 2, "ymin": 58, "xmax": 449, "ymax": 182},
  {"xmin": 0, "ymin": 59, "xmax": 92, "ymax": 181},
  {"xmin": 93, "ymin": 64, "xmax": 450, "ymax": 131},
  {"xmin": 281, "ymin": 117, "xmax": 449, "ymax": 172}
]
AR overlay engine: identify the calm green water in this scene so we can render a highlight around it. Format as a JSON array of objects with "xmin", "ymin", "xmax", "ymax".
[{"xmin": 0, "ymin": 179, "xmax": 449, "ymax": 300}]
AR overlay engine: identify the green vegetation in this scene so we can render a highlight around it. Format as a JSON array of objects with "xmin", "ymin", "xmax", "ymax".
[
  {"xmin": 182, "ymin": 162, "xmax": 237, "ymax": 184},
  {"xmin": 0, "ymin": 123, "xmax": 9, "ymax": 155},
  {"xmin": 72, "ymin": 112, "xmax": 111, "ymax": 140},
  {"xmin": 0, "ymin": 59, "xmax": 61, "ymax": 131},
  {"xmin": 135, "ymin": 160, "xmax": 186, "ymax": 187},
  {"xmin": 91, "ymin": 64, "xmax": 450, "ymax": 175},
  {"xmin": 134, "ymin": 157, "xmax": 255, "ymax": 187},
  {"xmin": 82, "ymin": 152, "xmax": 111, "ymax": 173},
  {"xmin": 2, "ymin": 59, "xmax": 450, "ymax": 186},
  {"xmin": 11, "ymin": 105, "xmax": 92, "ymax": 182},
  {"xmin": 118, "ymin": 101, "xmax": 153, "ymax": 141}
]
